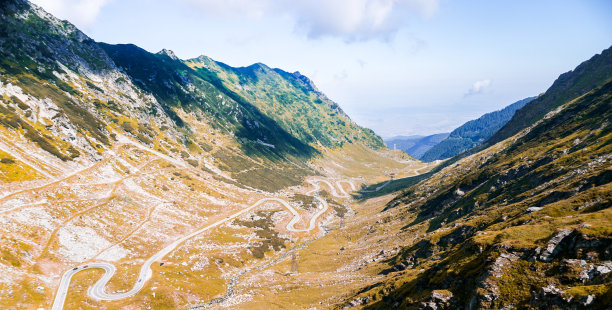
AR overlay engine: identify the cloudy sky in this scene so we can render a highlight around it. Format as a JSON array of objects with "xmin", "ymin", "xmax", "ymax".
[{"xmin": 31, "ymin": 0, "xmax": 612, "ymax": 137}]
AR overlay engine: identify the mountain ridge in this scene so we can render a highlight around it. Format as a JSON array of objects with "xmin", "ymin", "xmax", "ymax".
[
  {"xmin": 487, "ymin": 45, "xmax": 612, "ymax": 145},
  {"xmin": 385, "ymin": 133, "xmax": 449, "ymax": 159},
  {"xmin": 420, "ymin": 96, "xmax": 535, "ymax": 162},
  {"xmin": 348, "ymin": 71, "xmax": 612, "ymax": 310}
]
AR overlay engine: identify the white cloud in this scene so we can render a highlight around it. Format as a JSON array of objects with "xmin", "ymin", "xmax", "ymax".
[
  {"xmin": 466, "ymin": 79, "xmax": 491, "ymax": 96},
  {"xmin": 181, "ymin": 0, "xmax": 440, "ymax": 42},
  {"xmin": 30, "ymin": 0, "xmax": 439, "ymax": 41},
  {"xmin": 292, "ymin": 0, "xmax": 440, "ymax": 41},
  {"xmin": 181, "ymin": 0, "xmax": 271, "ymax": 19},
  {"xmin": 30, "ymin": 0, "xmax": 112, "ymax": 28}
]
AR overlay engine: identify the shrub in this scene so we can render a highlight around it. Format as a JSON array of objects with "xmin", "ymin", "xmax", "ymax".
[{"xmin": 0, "ymin": 158, "xmax": 15, "ymax": 164}]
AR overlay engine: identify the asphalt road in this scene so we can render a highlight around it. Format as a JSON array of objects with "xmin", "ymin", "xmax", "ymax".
[{"xmin": 51, "ymin": 179, "xmax": 351, "ymax": 309}]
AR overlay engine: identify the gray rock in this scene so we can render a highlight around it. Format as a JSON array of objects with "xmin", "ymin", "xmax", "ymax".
[
  {"xmin": 419, "ymin": 290, "xmax": 454, "ymax": 310},
  {"xmin": 526, "ymin": 206, "xmax": 543, "ymax": 212},
  {"xmin": 539, "ymin": 229, "xmax": 572, "ymax": 261},
  {"xmin": 344, "ymin": 296, "xmax": 371, "ymax": 308},
  {"xmin": 581, "ymin": 262, "xmax": 612, "ymax": 282},
  {"xmin": 491, "ymin": 252, "xmax": 520, "ymax": 277},
  {"xmin": 581, "ymin": 294, "xmax": 595, "ymax": 306}
]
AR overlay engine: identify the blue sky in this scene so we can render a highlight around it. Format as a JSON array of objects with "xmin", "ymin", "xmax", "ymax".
[{"xmin": 32, "ymin": 0, "xmax": 612, "ymax": 137}]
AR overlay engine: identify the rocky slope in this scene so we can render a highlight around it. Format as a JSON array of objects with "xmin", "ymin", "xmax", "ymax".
[
  {"xmin": 420, "ymin": 97, "xmax": 535, "ymax": 162},
  {"xmin": 182, "ymin": 48, "xmax": 610, "ymax": 310},
  {"xmin": 344, "ymin": 68, "xmax": 612, "ymax": 309},
  {"xmin": 0, "ymin": 1, "xmax": 425, "ymax": 309},
  {"xmin": 0, "ymin": 0, "xmax": 385, "ymax": 192},
  {"xmin": 0, "ymin": 0, "xmax": 610, "ymax": 309}
]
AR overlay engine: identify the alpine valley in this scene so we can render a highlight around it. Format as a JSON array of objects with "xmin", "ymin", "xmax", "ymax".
[{"xmin": 0, "ymin": 1, "xmax": 610, "ymax": 309}]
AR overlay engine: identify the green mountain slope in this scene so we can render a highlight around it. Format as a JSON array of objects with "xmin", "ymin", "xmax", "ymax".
[
  {"xmin": 185, "ymin": 56, "xmax": 385, "ymax": 149},
  {"xmin": 0, "ymin": 0, "xmax": 387, "ymax": 192},
  {"xmin": 421, "ymin": 97, "xmax": 535, "ymax": 162},
  {"xmin": 98, "ymin": 43, "xmax": 316, "ymax": 158},
  {"xmin": 350, "ymin": 70, "xmax": 612, "ymax": 309},
  {"xmin": 487, "ymin": 45, "xmax": 612, "ymax": 145},
  {"xmin": 0, "ymin": 0, "xmax": 123, "ymax": 160}
]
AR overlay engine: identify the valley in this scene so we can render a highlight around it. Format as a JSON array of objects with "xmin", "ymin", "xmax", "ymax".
[
  {"xmin": 0, "ymin": 73, "xmax": 431, "ymax": 308},
  {"xmin": 0, "ymin": 0, "xmax": 610, "ymax": 309}
]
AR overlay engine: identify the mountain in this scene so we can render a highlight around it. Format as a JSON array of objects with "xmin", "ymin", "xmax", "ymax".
[
  {"xmin": 420, "ymin": 97, "xmax": 535, "ymax": 162},
  {"xmin": 342, "ymin": 65, "xmax": 612, "ymax": 309},
  {"xmin": 184, "ymin": 56, "xmax": 385, "ymax": 150},
  {"xmin": 385, "ymin": 133, "xmax": 449, "ymax": 159},
  {"xmin": 0, "ymin": 3, "xmax": 429, "ymax": 309},
  {"xmin": 0, "ymin": 0, "xmax": 385, "ymax": 192},
  {"xmin": 487, "ymin": 45, "xmax": 612, "ymax": 145},
  {"xmin": 1, "ymin": 1, "xmax": 610, "ymax": 309}
]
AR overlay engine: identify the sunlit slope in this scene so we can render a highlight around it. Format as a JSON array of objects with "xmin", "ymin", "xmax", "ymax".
[
  {"xmin": 1, "ymin": 0, "xmax": 399, "ymax": 195},
  {"xmin": 348, "ymin": 78, "xmax": 612, "ymax": 309},
  {"xmin": 0, "ymin": 3, "xmax": 420, "ymax": 309},
  {"xmin": 185, "ymin": 56, "xmax": 385, "ymax": 150},
  {"xmin": 99, "ymin": 44, "xmax": 318, "ymax": 159}
]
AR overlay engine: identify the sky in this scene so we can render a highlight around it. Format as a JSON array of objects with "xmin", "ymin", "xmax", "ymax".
[{"xmin": 31, "ymin": 0, "xmax": 612, "ymax": 138}]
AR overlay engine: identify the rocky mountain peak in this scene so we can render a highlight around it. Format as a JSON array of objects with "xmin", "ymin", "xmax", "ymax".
[
  {"xmin": 158, "ymin": 48, "xmax": 179, "ymax": 60},
  {"xmin": 291, "ymin": 71, "xmax": 321, "ymax": 94}
]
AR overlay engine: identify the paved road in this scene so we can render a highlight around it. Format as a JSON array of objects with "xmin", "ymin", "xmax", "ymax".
[
  {"xmin": 358, "ymin": 179, "xmax": 392, "ymax": 193},
  {"xmin": 51, "ymin": 179, "xmax": 353, "ymax": 309},
  {"xmin": 336, "ymin": 180, "xmax": 357, "ymax": 197}
]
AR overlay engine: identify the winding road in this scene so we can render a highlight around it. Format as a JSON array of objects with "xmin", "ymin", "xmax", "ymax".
[{"xmin": 51, "ymin": 179, "xmax": 353, "ymax": 310}]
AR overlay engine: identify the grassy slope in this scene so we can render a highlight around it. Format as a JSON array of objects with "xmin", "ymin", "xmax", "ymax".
[
  {"xmin": 1, "ymin": 1, "xmax": 314, "ymax": 191},
  {"xmin": 351, "ymin": 79, "xmax": 612, "ymax": 309},
  {"xmin": 184, "ymin": 56, "xmax": 385, "ymax": 150},
  {"xmin": 99, "ymin": 43, "xmax": 317, "ymax": 159},
  {"xmin": 0, "ymin": 0, "xmax": 113, "ymax": 165}
]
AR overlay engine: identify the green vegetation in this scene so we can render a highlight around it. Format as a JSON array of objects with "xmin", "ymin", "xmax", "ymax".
[
  {"xmin": 355, "ymin": 76, "xmax": 612, "ymax": 309},
  {"xmin": 100, "ymin": 43, "xmax": 322, "ymax": 163},
  {"xmin": 291, "ymin": 193, "xmax": 318, "ymax": 210},
  {"xmin": 421, "ymin": 97, "xmax": 534, "ymax": 162},
  {"xmin": 0, "ymin": 101, "xmax": 77, "ymax": 160},
  {"xmin": 185, "ymin": 57, "xmax": 385, "ymax": 150},
  {"xmin": 385, "ymin": 133, "xmax": 449, "ymax": 159},
  {"xmin": 233, "ymin": 211, "xmax": 287, "ymax": 259}
]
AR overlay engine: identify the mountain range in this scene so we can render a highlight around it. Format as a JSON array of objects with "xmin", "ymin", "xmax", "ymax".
[
  {"xmin": 0, "ymin": 0, "xmax": 385, "ymax": 192},
  {"xmin": 385, "ymin": 133, "xmax": 449, "ymax": 159},
  {"xmin": 420, "ymin": 96, "xmax": 535, "ymax": 162},
  {"xmin": 0, "ymin": 1, "xmax": 610, "ymax": 309}
]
